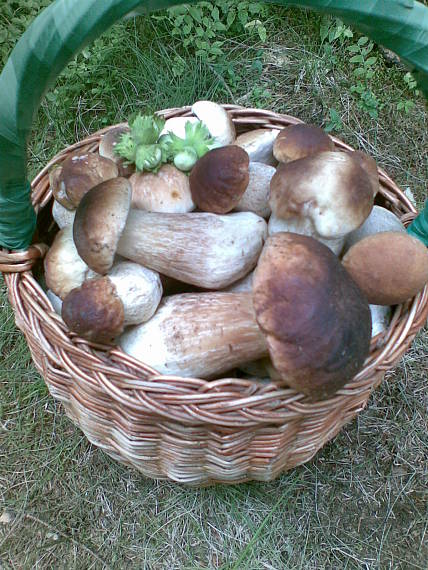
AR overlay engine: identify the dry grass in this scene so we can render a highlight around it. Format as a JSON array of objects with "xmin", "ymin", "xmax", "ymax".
[{"xmin": 1, "ymin": 5, "xmax": 427, "ymax": 570}]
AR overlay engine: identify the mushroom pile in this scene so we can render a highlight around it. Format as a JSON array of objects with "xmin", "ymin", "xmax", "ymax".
[{"xmin": 44, "ymin": 102, "xmax": 428, "ymax": 401}]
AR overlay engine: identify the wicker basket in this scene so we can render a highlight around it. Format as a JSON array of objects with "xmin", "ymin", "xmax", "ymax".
[{"xmin": 1, "ymin": 104, "xmax": 427, "ymax": 486}]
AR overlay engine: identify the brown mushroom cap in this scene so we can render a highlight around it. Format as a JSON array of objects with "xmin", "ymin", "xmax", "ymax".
[
  {"xmin": 253, "ymin": 233, "xmax": 372, "ymax": 400},
  {"xmin": 273, "ymin": 123, "xmax": 335, "ymax": 163},
  {"xmin": 342, "ymin": 232, "xmax": 428, "ymax": 305},
  {"xmin": 269, "ymin": 151, "xmax": 374, "ymax": 239},
  {"xmin": 62, "ymin": 276, "xmax": 125, "ymax": 343},
  {"xmin": 99, "ymin": 126, "xmax": 135, "ymax": 177},
  {"xmin": 347, "ymin": 149, "xmax": 379, "ymax": 197},
  {"xmin": 58, "ymin": 152, "xmax": 119, "ymax": 207},
  {"xmin": 189, "ymin": 146, "xmax": 249, "ymax": 214},
  {"xmin": 73, "ymin": 177, "xmax": 132, "ymax": 274}
]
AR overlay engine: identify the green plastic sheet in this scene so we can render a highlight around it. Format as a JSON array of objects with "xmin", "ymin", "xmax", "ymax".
[{"xmin": 0, "ymin": 0, "xmax": 428, "ymax": 250}]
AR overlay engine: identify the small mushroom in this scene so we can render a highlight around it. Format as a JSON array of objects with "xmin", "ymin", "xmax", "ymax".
[
  {"xmin": 129, "ymin": 164, "xmax": 194, "ymax": 213},
  {"xmin": 342, "ymin": 231, "xmax": 428, "ymax": 305},
  {"xmin": 235, "ymin": 129, "xmax": 280, "ymax": 165},
  {"xmin": 344, "ymin": 205, "xmax": 405, "ymax": 252},
  {"xmin": 189, "ymin": 146, "xmax": 249, "ymax": 214},
  {"xmin": 52, "ymin": 199, "xmax": 76, "ymax": 229},
  {"xmin": 50, "ymin": 152, "xmax": 119, "ymax": 209},
  {"xmin": 234, "ymin": 162, "xmax": 275, "ymax": 218},
  {"xmin": 73, "ymin": 178, "xmax": 267, "ymax": 288},
  {"xmin": 99, "ymin": 126, "xmax": 135, "ymax": 177},
  {"xmin": 273, "ymin": 123, "xmax": 335, "ymax": 163},
  {"xmin": 191, "ymin": 101, "xmax": 236, "ymax": 145},
  {"xmin": 269, "ymin": 151, "xmax": 374, "ymax": 255},
  {"xmin": 120, "ymin": 233, "xmax": 371, "ymax": 400},
  {"xmin": 44, "ymin": 225, "xmax": 97, "ymax": 299},
  {"xmin": 62, "ymin": 261, "xmax": 162, "ymax": 343}
]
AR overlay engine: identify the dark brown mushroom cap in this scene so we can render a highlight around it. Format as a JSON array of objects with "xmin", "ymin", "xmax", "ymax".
[
  {"xmin": 49, "ymin": 165, "xmax": 74, "ymax": 210},
  {"xmin": 342, "ymin": 231, "xmax": 428, "ymax": 305},
  {"xmin": 73, "ymin": 177, "xmax": 132, "ymax": 274},
  {"xmin": 269, "ymin": 151, "xmax": 374, "ymax": 238},
  {"xmin": 59, "ymin": 152, "xmax": 119, "ymax": 207},
  {"xmin": 189, "ymin": 146, "xmax": 249, "ymax": 214},
  {"xmin": 346, "ymin": 149, "xmax": 379, "ymax": 197},
  {"xmin": 62, "ymin": 277, "xmax": 125, "ymax": 343},
  {"xmin": 99, "ymin": 126, "xmax": 135, "ymax": 177},
  {"xmin": 273, "ymin": 123, "xmax": 335, "ymax": 163},
  {"xmin": 253, "ymin": 233, "xmax": 372, "ymax": 400}
]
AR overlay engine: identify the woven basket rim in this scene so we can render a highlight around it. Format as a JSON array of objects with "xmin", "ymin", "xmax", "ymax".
[{"xmin": 2, "ymin": 105, "xmax": 428, "ymax": 432}]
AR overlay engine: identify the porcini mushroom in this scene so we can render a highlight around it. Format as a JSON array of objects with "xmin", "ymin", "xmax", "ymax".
[
  {"xmin": 273, "ymin": 123, "xmax": 335, "ymax": 163},
  {"xmin": 129, "ymin": 164, "xmax": 194, "ymax": 213},
  {"xmin": 50, "ymin": 152, "xmax": 119, "ymax": 209},
  {"xmin": 235, "ymin": 128, "xmax": 280, "ymax": 165},
  {"xmin": 189, "ymin": 146, "xmax": 250, "ymax": 213},
  {"xmin": 73, "ymin": 178, "xmax": 267, "ymax": 288},
  {"xmin": 347, "ymin": 149, "xmax": 379, "ymax": 197},
  {"xmin": 342, "ymin": 231, "xmax": 428, "ymax": 305},
  {"xmin": 120, "ymin": 233, "xmax": 372, "ymax": 400},
  {"xmin": 52, "ymin": 199, "xmax": 76, "ymax": 228},
  {"xmin": 160, "ymin": 116, "xmax": 200, "ymax": 139},
  {"xmin": 269, "ymin": 151, "xmax": 374, "ymax": 254},
  {"xmin": 191, "ymin": 101, "xmax": 236, "ymax": 145},
  {"xmin": 99, "ymin": 126, "xmax": 135, "ymax": 177},
  {"xmin": 234, "ymin": 162, "xmax": 275, "ymax": 218},
  {"xmin": 62, "ymin": 261, "xmax": 162, "ymax": 343}
]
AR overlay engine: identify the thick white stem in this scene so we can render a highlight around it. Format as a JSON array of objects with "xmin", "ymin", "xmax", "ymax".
[
  {"xmin": 119, "ymin": 293, "xmax": 268, "ymax": 378},
  {"xmin": 117, "ymin": 211, "xmax": 267, "ymax": 288}
]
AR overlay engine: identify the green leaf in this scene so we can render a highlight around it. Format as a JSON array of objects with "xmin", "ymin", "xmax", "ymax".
[
  {"xmin": 350, "ymin": 54, "xmax": 364, "ymax": 63},
  {"xmin": 348, "ymin": 44, "xmax": 360, "ymax": 53},
  {"xmin": 358, "ymin": 36, "xmax": 369, "ymax": 46},
  {"xmin": 365, "ymin": 56, "xmax": 377, "ymax": 66}
]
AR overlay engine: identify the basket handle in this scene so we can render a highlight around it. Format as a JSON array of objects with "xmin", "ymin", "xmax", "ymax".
[{"xmin": 1, "ymin": 0, "xmax": 428, "ymax": 250}]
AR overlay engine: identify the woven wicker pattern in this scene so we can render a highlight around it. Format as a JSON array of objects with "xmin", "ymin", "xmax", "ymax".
[{"xmin": 2, "ymin": 106, "xmax": 427, "ymax": 486}]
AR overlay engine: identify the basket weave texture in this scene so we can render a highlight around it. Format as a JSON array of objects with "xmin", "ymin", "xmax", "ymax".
[{"xmin": 1, "ymin": 105, "xmax": 427, "ymax": 486}]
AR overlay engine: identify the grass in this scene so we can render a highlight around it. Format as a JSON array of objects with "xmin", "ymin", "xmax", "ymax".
[{"xmin": 1, "ymin": 3, "xmax": 428, "ymax": 569}]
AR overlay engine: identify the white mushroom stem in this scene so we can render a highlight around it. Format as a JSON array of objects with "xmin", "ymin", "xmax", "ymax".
[
  {"xmin": 235, "ymin": 129, "xmax": 280, "ymax": 165},
  {"xmin": 370, "ymin": 304, "xmax": 392, "ymax": 337},
  {"xmin": 107, "ymin": 261, "xmax": 162, "ymax": 324},
  {"xmin": 234, "ymin": 162, "xmax": 275, "ymax": 218},
  {"xmin": 191, "ymin": 101, "xmax": 236, "ymax": 145},
  {"xmin": 119, "ymin": 293, "xmax": 268, "ymax": 378},
  {"xmin": 268, "ymin": 215, "xmax": 345, "ymax": 255},
  {"xmin": 52, "ymin": 200, "xmax": 76, "ymax": 229},
  {"xmin": 116, "ymin": 211, "xmax": 267, "ymax": 288},
  {"xmin": 225, "ymin": 271, "xmax": 253, "ymax": 293},
  {"xmin": 160, "ymin": 117, "xmax": 200, "ymax": 138}
]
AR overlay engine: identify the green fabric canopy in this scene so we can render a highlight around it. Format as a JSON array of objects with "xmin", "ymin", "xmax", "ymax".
[{"xmin": 0, "ymin": 0, "xmax": 428, "ymax": 250}]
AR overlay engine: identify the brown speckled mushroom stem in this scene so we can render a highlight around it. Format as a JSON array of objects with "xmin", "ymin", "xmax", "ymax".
[
  {"xmin": 73, "ymin": 178, "xmax": 267, "ymax": 288},
  {"xmin": 121, "ymin": 233, "xmax": 372, "ymax": 400}
]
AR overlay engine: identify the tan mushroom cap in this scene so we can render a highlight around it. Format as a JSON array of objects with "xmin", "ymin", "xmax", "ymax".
[
  {"xmin": 57, "ymin": 152, "xmax": 119, "ymax": 208},
  {"xmin": 189, "ymin": 146, "xmax": 250, "ymax": 214},
  {"xmin": 342, "ymin": 231, "xmax": 428, "ymax": 305},
  {"xmin": 269, "ymin": 151, "xmax": 374, "ymax": 239},
  {"xmin": 130, "ymin": 164, "xmax": 194, "ymax": 213},
  {"xmin": 62, "ymin": 276, "xmax": 125, "ymax": 343},
  {"xmin": 253, "ymin": 233, "xmax": 372, "ymax": 400},
  {"xmin": 73, "ymin": 177, "xmax": 132, "ymax": 274},
  {"xmin": 235, "ymin": 128, "xmax": 279, "ymax": 165},
  {"xmin": 346, "ymin": 149, "xmax": 379, "ymax": 197},
  {"xmin": 273, "ymin": 123, "xmax": 335, "ymax": 163}
]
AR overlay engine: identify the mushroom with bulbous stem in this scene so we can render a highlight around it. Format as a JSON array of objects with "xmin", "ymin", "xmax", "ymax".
[
  {"xmin": 61, "ymin": 260, "xmax": 162, "ymax": 343},
  {"xmin": 120, "ymin": 233, "xmax": 372, "ymax": 400},
  {"xmin": 73, "ymin": 178, "xmax": 268, "ymax": 288}
]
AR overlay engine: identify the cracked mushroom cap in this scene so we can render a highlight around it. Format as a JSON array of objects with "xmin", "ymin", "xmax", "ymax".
[
  {"xmin": 53, "ymin": 152, "xmax": 119, "ymax": 208},
  {"xmin": 73, "ymin": 177, "xmax": 132, "ymax": 274},
  {"xmin": 273, "ymin": 123, "xmax": 335, "ymax": 163},
  {"xmin": 342, "ymin": 231, "xmax": 428, "ymax": 305},
  {"xmin": 253, "ymin": 233, "xmax": 372, "ymax": 400},
  {"xmin": 269, "ymin": 151, "xmax": 374, "ymax": 239},
  {"xmin": 62, "ymin": 276, "xmax": 125, "ymax": 343},
  {"xmin": 189, "ymin": 146, "xmax": 249, "ymax": 213}
]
